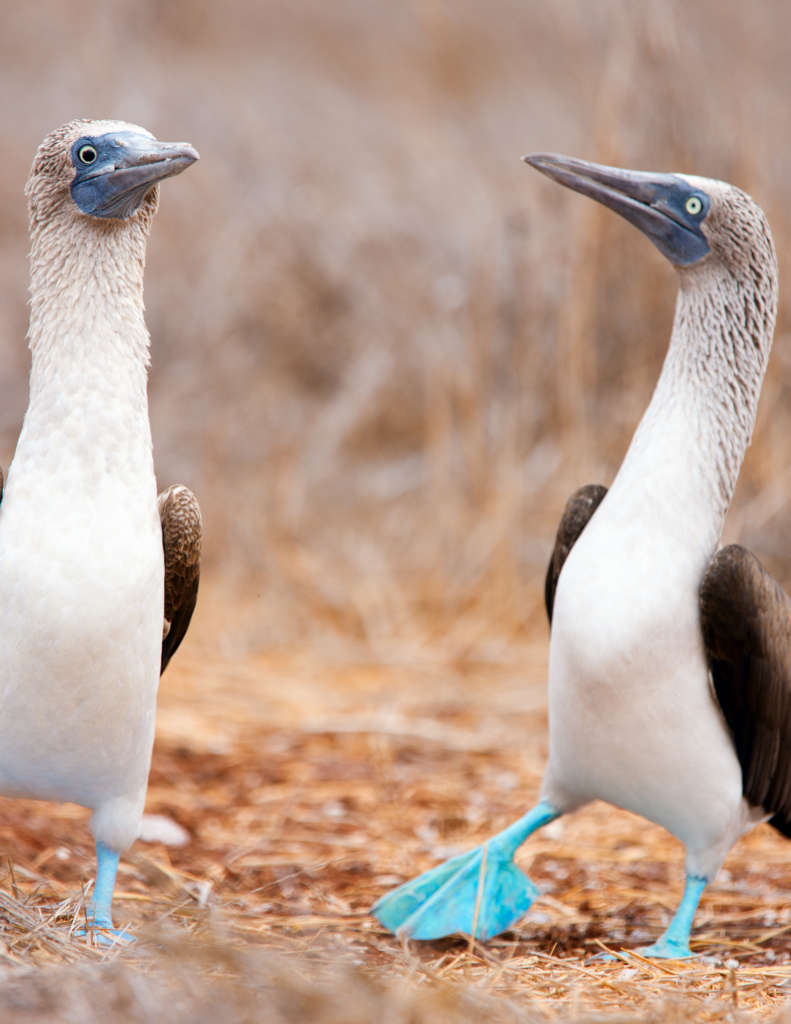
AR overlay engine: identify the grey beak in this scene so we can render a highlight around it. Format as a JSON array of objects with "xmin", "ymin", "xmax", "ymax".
[{"xmin": 524, "ymin": 153, "xmax": 711, "ymax": 266}]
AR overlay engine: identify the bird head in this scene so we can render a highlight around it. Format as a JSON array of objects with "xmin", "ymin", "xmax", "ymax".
[
  {"xmin": 524, "ymin": 153, "xmax": 773, "ymax": 282},
  {"xmin": 26, "ymin": 119, "xmax": 198, "ymax": 227}
]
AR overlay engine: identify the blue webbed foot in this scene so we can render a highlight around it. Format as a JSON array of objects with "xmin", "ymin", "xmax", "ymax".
[
  {"xmin": 372, "ymin": 802, "xmax": 559, "ymax": 941},
  {"xmin": 635, "ymin": 875, "xmax": 706, "ymax": 960},
  {"xmin": 76, "ymin": 904, "xmax": 135, "ymax": 945},
  {"xmin": 76, "ymin": 920, "xmax": 135, "ymax": 946},
  {"xmin": 636, "ymin": 936, "xmax": 693, "ymax": 959}
]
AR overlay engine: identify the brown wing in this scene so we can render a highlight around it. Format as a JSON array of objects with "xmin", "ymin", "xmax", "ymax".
[
  {"xmin": 0, "ymin": 465, "xmax": 3, "ymax": 505},
  {"xmin": 159, "ymin": 485, "xmax": 202, "ymax": 675},
  {"xmin": 700, "ymin": 544, "xmax": 791, "ymax": 836},
  {"xmin": 545, "ymin": 484, "xmax": 608, "ymax": 624}
]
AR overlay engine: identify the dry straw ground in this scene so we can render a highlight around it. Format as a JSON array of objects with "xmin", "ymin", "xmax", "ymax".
[
  {"xmin": 2, "ymin": 0, "xmax": 791, "ymax": 1020},
  {"xmin": 5, "ymin": 633, "xmax": 791, "ymax": 1022}
]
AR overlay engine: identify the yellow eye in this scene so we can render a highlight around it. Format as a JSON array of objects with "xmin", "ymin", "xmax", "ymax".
[
  {"xmin": 685, "ymin": 195, "xmax": 702, "ymax": 216},
  {"xmin": 78, "ymin": 145, "xmax": 98, "ymax": 165}
]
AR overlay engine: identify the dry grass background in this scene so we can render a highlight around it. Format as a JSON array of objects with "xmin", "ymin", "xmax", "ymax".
[{"xmin": 3, "ymin": 0, "xmax": 791, "ymax": 1019}]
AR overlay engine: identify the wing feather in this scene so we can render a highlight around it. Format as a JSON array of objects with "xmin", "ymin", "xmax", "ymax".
[
  {"xmin": 545, "ymin": 484, "xmax": 608, "ymax": 624},
  {"xmin": 159, "ymin": 485, "xmax": 202, "ymax": 674},
  {"xmin": 700, "ymin": 544, "xmax": 791, "ymax": 833}
]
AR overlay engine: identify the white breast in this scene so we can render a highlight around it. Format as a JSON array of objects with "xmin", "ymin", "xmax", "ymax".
[
  {"xmin": 0, "ymin": 317, "xmax": 163, "ymax": 849},
  {"xmin": 541, "ymin": 395, "xmax": 752, "ymax": 877}
]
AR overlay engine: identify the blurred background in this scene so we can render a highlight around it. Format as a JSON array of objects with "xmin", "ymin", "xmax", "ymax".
[{"xmin": 2, "ymin": 0, "xmax": 791, "ymax": 654}]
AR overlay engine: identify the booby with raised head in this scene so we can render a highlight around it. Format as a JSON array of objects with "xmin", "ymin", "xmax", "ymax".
[
  {"xmin": 0, "ymin": 120, "xmax": 201, "ymax": 936},
  {"xmin": 374, "ymin": 154, "xmax": 786, "ymax": 958}
]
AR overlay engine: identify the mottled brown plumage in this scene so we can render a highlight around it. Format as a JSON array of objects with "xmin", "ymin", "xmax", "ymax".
[
  {"xmin": 158, "ymin": 484, "xmax": 201, "ymax": 674},
  {"xmin": 544, "ymin": 484, "xmax": 608, "ymax": 624},
  {"xmin": 700, "ymin": 545, "xmax": 791, "ymax": 835}
]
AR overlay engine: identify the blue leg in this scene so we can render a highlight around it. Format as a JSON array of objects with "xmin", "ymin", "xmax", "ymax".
[
  {"xmin": 80, "ymin": 840, "xmax": 133, "ymax": 942},
  {"xmin": 372, "ymin": 801, "xmax": 559, "ymax": 940},
  {"xmin": 637, "ymin": 875, "xmax": 706, "ymax": 959},
  {"xmin": 87, "ymin": 840, "xmax": 120, "ymax": 928}
]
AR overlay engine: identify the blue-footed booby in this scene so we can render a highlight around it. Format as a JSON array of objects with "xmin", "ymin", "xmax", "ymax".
[
  {"xmin": 374, "ymin": 154, "xmax": 784, "ymax": 958},
  {"xmin": 0, "ymin": 120, "xmax": 201, "ymax": 936}
]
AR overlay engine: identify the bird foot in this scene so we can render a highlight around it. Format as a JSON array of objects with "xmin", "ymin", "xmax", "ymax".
[
  {"xmin": 373, "ymin": 804, "xmax": 558, "ymax": 941},
  {"xmin": 636, "ymin": 937, "xmax": 693, "ymax": 959},
  {"xmin": 75, "ymin": 904, "xmax": 135, "ymax": 945},
  {"xmin": 75, "ymin": 923, "xmax": 135, "ymax": 946},
  {"xmin": 372, "ymin": 844, "xmax": 540, "ymax": 941}
]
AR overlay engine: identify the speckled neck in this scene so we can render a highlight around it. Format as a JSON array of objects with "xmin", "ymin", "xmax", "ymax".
[
  {"xmin": 675, "ymin": 257, "xmax": 774, "ymax": 504},
  {"xmin": 28, "ymin": 206, "xmax": 151, "ymax": 368},
  {"xmin": 618, "ymin": 240, "xmax": 777, "ymax": 538},
  {"xmin": 18, "ymin": 204, "xmax": 157, "ymax": 482}
]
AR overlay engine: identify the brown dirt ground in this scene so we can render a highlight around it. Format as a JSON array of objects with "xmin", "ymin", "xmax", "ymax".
[{"xmin": 2, "ymin": 635, "xmax": 791, "ymax": 1019}]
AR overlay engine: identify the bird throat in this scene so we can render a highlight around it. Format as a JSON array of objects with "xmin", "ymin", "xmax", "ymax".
[{"xmin": 28, "ymin": 211, "xmax": 152, "ymax": 383}]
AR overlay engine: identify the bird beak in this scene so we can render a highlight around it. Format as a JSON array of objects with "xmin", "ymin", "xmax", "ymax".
[
  {"xmin": 523, "ymin": 153, "xmax": 711, "ymax": 266},
  {"xmin": 71, "ymin": 132, "xmax": 199, "ymax": 220},
  {"xmin": 99, "ymin": 136, "xmax": 199, "ymax": 187}
]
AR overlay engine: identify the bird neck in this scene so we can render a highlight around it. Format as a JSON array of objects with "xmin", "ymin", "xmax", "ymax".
[
  {"xmin": 617, "ymin": 256, "xmax": 777, "ymax": 535},
  {"xmin": 26, "ymin": 214, "xmax": 152, "ymax": 415},
  {"xmin": 16, "ymin": 213, "xmax": 155, "ymax": 486}
]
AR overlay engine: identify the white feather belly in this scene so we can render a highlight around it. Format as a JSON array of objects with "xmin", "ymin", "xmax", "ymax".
[
  {"xmin": 0, "ymin": 449, "xmax": 162, "ymax": 823},
  {"xmin": 541, "ymin": 479, "xmax": 750, "ymax": 878}
]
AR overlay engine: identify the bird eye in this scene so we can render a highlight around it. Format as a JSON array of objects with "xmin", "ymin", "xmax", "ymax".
[
  {"xmin": 685, "ymin": 195, "xmax": 703, "ymax": 216},
  {"xmin": 77, "ymin": 145, "xmax": 98, "ymax": 165}
]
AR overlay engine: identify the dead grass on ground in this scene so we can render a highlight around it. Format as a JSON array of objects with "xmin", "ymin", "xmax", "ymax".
[{"xmin": 1, "ymin": 631, "xmax": 791, "ymax": 1021}]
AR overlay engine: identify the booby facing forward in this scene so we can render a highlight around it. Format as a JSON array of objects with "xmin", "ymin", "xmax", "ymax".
[
  {"xmin": 374, "ymin": 155, "xmax": 784, "ymax": 958},
  {"xmin": 0, "ymin": 121, "xmax": 201, "ymax": 935}
]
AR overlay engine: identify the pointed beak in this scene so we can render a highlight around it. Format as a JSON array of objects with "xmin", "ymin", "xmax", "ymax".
[
  {"xmin": 102, "ymin": 136, "xmax": 199, "ymax": 188},
  {"xmin": 524, "ymin": 153, "xmax": 710, "ymax": 266}
]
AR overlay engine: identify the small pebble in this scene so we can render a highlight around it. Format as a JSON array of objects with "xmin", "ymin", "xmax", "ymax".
[
  {"xmin": 138, "ymin": 814, "xmax": 190, "ymax": 847},
  {"xmin": 542, "ymin": 819, "xmax": 565, "ymax": 841}
]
